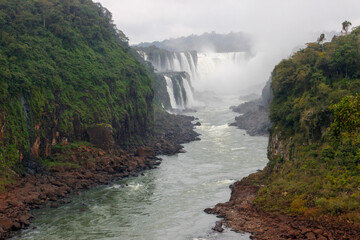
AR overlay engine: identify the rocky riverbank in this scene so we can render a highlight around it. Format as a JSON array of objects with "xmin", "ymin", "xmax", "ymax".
[
  {"xmin": 229, "ymin": 78, "xmax": 272, "ymax": 136},
  {"xmin": 229, "ymin": 100, "xmax": 270, "ymax": 136},
  {"xmin": 0, "ymin": 111, "xmax": 200, "ymax": 239},
  {"xmin": 205, "ymin": 172, "xmax": 360, "ymax": 240}
]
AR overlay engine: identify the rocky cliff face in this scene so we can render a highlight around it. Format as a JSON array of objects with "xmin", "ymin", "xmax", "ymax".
[{"xmin": 229, "ymin": 77, "xmax": 272, "ymax": 136}]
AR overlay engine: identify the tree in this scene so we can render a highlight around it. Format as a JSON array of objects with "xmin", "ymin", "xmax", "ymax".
[
  {"xmin": 317, "ymin": 33, "xmax": 325, "ymax": 44},
  {"xmin": 35, "ymin": 0, "xmax": 52, "ymax": 27},
  {"xmin": 342, "ymin": 21, "xmax": 352, "ymax": 35}
]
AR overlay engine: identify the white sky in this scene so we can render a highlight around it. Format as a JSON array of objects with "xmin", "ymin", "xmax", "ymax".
[
  {"xmin": 96, "ymin": 0, "xmax": 360, "ymax": 94},
  {"xmin": 97, "ymin": 0, "xmax": 360, "ymax": 45}
]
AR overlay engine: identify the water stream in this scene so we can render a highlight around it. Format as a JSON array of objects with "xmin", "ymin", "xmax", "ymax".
[{"xmin": 15, "ymin": 96, "xmax": 268, "ymax": 240}]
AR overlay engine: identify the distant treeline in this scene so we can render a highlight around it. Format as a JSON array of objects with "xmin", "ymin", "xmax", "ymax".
[{"xmin": 136, "ymin": 31, "xmax": 251, "ymax": 53}]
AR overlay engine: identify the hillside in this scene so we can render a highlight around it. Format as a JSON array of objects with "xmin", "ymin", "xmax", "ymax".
[
  {"xmin": 260, "ymin": 26, "xmax": 360, "ymax": 221},
  {"xmin": 208, "ymin": 25, "xmax": 360, "ymax": 239},
  {"xmin": 0, "ymin": 0, "xmax": 154, "ymax": 183}
]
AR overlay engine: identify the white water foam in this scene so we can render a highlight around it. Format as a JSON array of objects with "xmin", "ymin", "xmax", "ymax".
[{"xmin": 164, "ymin": 76, "xmax": 178, "ymax": 109}]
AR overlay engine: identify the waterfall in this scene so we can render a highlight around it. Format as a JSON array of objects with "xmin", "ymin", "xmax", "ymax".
[
  {"xmin": 175, "ymin": 80, "xmax": 185, "ymax": 108},
  {"xmin": 181, "ymin": 76, "xmax": 195, "ymax": 108},
  {"xmin": 162, "ymin": 73, "xmax": 196, "ymax": 110},
  {"xmin": 140, "ymin": 51, "xmax": 197, "ymax": 80},
  {"xmin": 138, "ymin": 47, "xmax": 250, "ymax": 109},
  {"xmin": 196, "ymin": 52, "xmax": 248, "ymax": 82},
  {"xmin": 164, "ymin": 76, "xmax": 178, "ymax": 109}
]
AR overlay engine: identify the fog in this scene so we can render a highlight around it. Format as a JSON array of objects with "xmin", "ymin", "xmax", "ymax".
[{"xmin": 97, "ymin": 0, "xmax": 360, "ymax": 95}]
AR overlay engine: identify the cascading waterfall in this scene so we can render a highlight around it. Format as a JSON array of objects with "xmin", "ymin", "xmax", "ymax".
[
  {"xmin": 164, "ymin": 76, "xmax": 178, "ymax": 109},
  {"xmin": 163, "ymin": 73, "xmax": 195, "ymax": 110},
  {"xmin": 175, "ymin": 80, "xmax": 185, "ymax": 109},
  {"xmin": 138, "ymin": 48, "xmax": 250, "ymax": 109},
  {"xmin": 181, "ymin": 77, "xmax": 195, "ymax": 107}
]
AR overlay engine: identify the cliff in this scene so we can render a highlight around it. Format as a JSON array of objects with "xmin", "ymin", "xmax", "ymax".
[
  {"xmin": 261, "ymin": 28, "xmax": 360, "ymax": 221},
  {"xmin": 0, "ymin": 0, "xmax": 154, "ymax": 182},
  {"xmin": 208, "ymin": 26, "xmax": 360, "ymax": 239}
]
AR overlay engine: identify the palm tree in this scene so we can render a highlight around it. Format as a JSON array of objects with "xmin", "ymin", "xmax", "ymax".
[
  {"xmin": 317, "ymin": 33, "xmax": 325, "ymax": 44},
  {"xmin": 342, "ymin": 21, "xmax": 352, "ymax": 35}
]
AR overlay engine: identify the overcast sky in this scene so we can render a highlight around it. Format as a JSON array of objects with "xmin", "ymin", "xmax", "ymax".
[
  {"xmin": 97, "ymin": 0, "xmax": 360, "ymax": 45},
  {"xmin": 96, "ymin": 0, "xmax": 360, "ymax": 94}
]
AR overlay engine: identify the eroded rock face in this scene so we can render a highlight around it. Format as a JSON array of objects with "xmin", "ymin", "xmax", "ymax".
[
  {"xmin": 267, "ymin": 131, "xmax": 292, "ymax": 162},
  {"xmin": 30, "ymin": 136, "xmax": 41, "ymax": 158},
  {"xmin": 229, "ymin": 77, "xmax": 272, "ymax": 136},
  {"xmin": 86, "ymin": 124, "xmax": 115, "ymax": 150}
]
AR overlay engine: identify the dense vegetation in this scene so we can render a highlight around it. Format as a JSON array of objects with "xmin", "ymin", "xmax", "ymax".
[
  {"xmin": 0, "ymin": 0, "xmax": 154, "ymax": 181},
  {"xmin": 255, "ymin": 25, "xmax": 360, "ymax": 222}
]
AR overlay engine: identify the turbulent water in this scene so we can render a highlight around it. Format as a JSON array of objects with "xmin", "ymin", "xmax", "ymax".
[{"xmin": 15, "ymin": 96, "xmax": 268, "ymax": 240}]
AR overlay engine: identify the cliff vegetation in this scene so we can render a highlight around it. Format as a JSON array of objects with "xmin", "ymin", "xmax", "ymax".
[
  {"xmin": 256, "ymin": 24, "xmax": 360, "ymax": 223},
  {"xmin": 0, "ymin": 0, "xmax": 154, "ymax": 186}
]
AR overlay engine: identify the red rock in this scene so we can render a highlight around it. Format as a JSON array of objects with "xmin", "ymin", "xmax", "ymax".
[
  {"xmin": 305, "ymin": 232, "xmax": 316, "ymax": 239},
  {"xmin": 301, "ymin": 228, "xmax": 311, "ymax": 235},
  {"xmin": 19, "ymin": 216, "xmax": 30, "ymax": 226},
  {"xmin": 0, "ymin": 217, "xmax": 13, "ymax": 231},
  {"xmin": 317, "ymin": 235, "xmax": 327, "ymax": 240},
  {"xmin": 50, "ymin": 203, "xmax": 58, "ymax": 208},
  {"xmin": 135, "ymin": 147, "xmax": 154, "ymax": 157},
  {"xmin": 12, "ymin": 221, "xmax": 21, "ymax": 230}
]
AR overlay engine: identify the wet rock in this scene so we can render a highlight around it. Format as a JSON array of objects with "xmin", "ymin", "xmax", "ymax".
[
  {"xmin": 50, "ymin": 203, "xmax": 58, "ymax": 208},
  {"xmin": 19, "ymin": 216, "xmax": 30, "ymax": 226},
  {"xmin": 212, "ymin": 221, "xmax": 224, "ymax": 233},
  {"xmin": 194, "ymin": 122, "xmax": 201, "ymax": 126},
  {"xmin": 204, "ymin": 208, "xmax": 215, "ymax": 214}
]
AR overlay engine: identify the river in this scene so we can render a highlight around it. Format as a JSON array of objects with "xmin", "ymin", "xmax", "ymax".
[{"xmin": 15, "ymin": 96, "xmax": 268, "ymax": 240}]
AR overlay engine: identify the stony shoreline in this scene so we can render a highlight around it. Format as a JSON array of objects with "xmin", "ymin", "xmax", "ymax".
[
  {"xmin": 205, "ymin": 172, "xmax": 360, "ymax": 240},
  {"xmin": 0, "ymin": 113, "xmax": 200, "ymax": 239}
]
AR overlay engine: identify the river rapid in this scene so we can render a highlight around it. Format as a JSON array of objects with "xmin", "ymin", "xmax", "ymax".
[{"xmin": 15, "ymin": 96, "xmax": 268, "ymax": 240}]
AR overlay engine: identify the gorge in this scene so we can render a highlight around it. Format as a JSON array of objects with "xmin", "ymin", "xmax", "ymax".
[{"xmin": 1, "ymin": 0, "xmax": 360, "ymax": 239}]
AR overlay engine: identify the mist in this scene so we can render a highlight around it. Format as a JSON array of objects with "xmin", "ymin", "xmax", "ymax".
[{"xmin": 97, "ymin": 0, "xmax": 360, "ymax": 95}]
